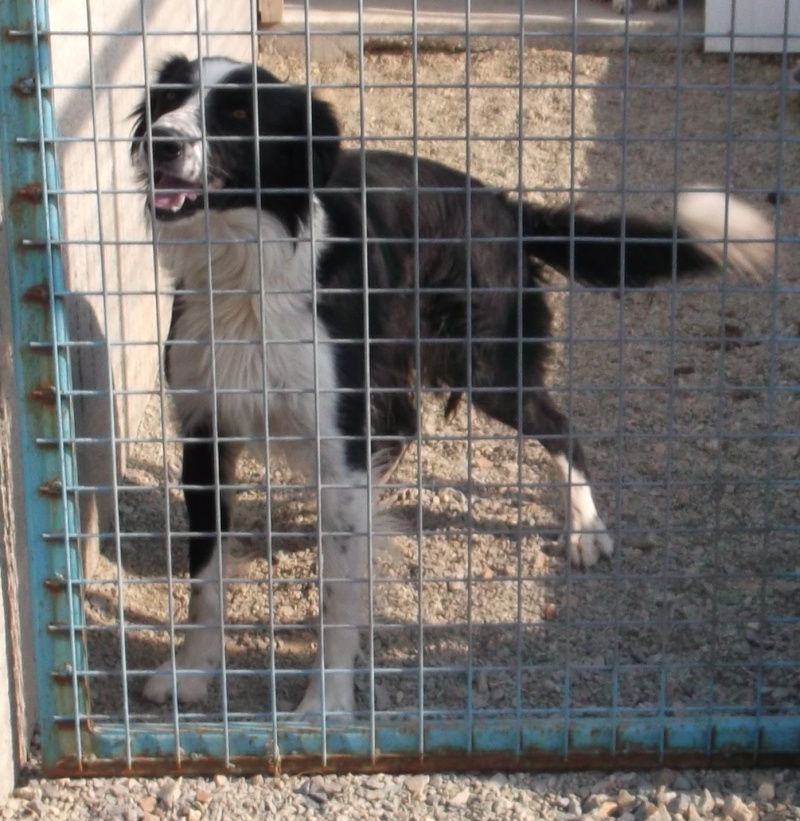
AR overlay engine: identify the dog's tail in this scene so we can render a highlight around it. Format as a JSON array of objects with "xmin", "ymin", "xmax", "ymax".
[{"xmin": 520, "ymin": 190, "xmax": 774, "ymax": 288}]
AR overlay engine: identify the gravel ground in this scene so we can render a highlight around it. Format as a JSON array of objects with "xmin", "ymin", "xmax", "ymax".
[
  {"xmin": 20, "ymin": 42, "xmax": 799, "ymax": 818},
  {"xmin": 6, "ymin": 766, "xmax": 800, "ymax": 820}
]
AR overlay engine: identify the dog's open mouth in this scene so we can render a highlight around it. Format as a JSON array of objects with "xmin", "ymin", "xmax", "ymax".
[{"xmin": 150, "ymin": 173, "xmax": 223, "ymax": 221}]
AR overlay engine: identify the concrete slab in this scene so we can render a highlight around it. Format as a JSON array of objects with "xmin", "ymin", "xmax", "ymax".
[{"xmin": 262, "ymin": 0, "xmax": 706, "ymax": 58}]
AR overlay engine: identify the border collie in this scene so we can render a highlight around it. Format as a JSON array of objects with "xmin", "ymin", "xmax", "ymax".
[{"xmin": 131, "ymin": 55, "xmax": 773, "ymax": 716}]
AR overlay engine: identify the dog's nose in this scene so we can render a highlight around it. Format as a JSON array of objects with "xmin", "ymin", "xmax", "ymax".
[{"xmin": 149, "ymin": 124, "xmax": 188, "ymax": 164}]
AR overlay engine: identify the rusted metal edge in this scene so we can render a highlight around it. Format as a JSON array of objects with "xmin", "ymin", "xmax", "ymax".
[
  {"xmin": 17, "ymin": 238, "xmax": 48, "ymax": 250},
  {"xmin": 44, "ymin": 748, "xmax": 800, "ymax": 779},
  {"xmin": 37, "ymin": 478, "xmax": 63, "ymax": 497},
  {"xmin": 31, "ymin": 383, "xmax": 57, "ymax": 404},
  {"xmin": 11, "ymin": 181, "xmax": 43, "ymax": 204},
  {"xmin": 1, "ymin": 27, "xmax": 50, "ymax": 41},
  {"xmin": 41, "ymin": 714, "xmax": 800, "ymax": 777},
  {"xmin": 23, "ymin": 281, "xmax": 49, "ymax": 302},
  {"xmin": 11, "ymin": 75, "xmax": 36, "ymax": 96}
]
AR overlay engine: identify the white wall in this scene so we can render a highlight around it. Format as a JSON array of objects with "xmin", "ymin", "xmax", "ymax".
[
  {"xmin": 706, "ymin": 0, "xmax": 800, "ymax": 52},
  {"xmin": 47, "ymin": 0, "xmax": 254, "ymax": 575}
]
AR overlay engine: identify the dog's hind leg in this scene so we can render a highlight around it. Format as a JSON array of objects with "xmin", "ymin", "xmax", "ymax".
[
  {"xmin": 550, "ymin": 443, "xmax": 614, "ymax": 569},
  {"xmin": 143, "ymin": 425, "xmax": 240, "ymax": 704}
]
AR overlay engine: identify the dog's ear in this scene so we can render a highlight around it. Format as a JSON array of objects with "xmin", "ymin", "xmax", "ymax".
[
  {"xmin": 309, "ymin": 96, "xmax": 341, "ymax": 188},
  {"xmin": 130, "ymin": 97, "xmax": 148, "ymax": 160},
  {"xmin": 129, "ymin": 55, "xmax": 193, "ymax": 161}
]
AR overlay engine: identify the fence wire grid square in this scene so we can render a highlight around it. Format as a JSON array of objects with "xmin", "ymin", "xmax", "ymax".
[{"xmin": 1, "ymin": 0, "xmax": 799, "ymax": 775}]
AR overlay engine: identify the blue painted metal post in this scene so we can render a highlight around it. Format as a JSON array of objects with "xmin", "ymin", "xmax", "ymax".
[{"xmin": 0, "ymin": 0, "xmax": 87, "ymax": 769}]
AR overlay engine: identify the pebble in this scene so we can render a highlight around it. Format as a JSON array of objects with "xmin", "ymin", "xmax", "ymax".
[
  {"xmin": 2, "ymin": 768, "xmax": 798, "ymax": 821},
  {"xmin": 195, "ymin": 787, "xmax": 212, "ymax": 804},
  {"xmin": 725, "ymin": 795, "xmax": 757, "ymax": 821},
  {"xmin": 759, "ymin": 781, "xmax": 776, "ymax": 802},
  {"xmin": 669, "ymin": 794, "xmax": 691, "ymax": 815},
  {"xmin": 543, "ymin": 602, "xmax": 559, "ymax": 620},
  {"xmin": 657, "ymin": 787, "xmax": 677, "ymax": 806},
  {"xmin": 647, "ymin": 803, "xmax": 671, "ymax": 821},
  {"xmin": 404, "ymin": 774, "xmax": 430, "ymax": 795},
  {"xmin": 157, "ymin": 778, "xmax": 181, "ymax": 808},
  {"xmin": 595, "ymin": 799, "xmax": 619, "ymax": 818},
  {"xmin": 584, "ymin": 793, "xmax": 609, "ymax": 811},
  {"xmin": 699, "ymin": 787, "xmax": 716, "ymax": 815},
  {"xmin": 449, "ymin": 787, "xmax": 472, "ymax": 807},
  {"xmin": 295, "ymin": 779, "xmax": 327, "ymax": 805},
  {"xmin": 686, "ymin": 803, "xmax": 703, "ymax": 821}
]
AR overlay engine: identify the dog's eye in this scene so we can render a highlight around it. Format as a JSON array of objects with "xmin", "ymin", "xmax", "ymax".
[
  {"xmin": 165, "ymin": 90, "xmax": 178, "ymax": 102},
  {"xmin": 230, "ymin": 108, "xmax": 249, "ymax": 121}
]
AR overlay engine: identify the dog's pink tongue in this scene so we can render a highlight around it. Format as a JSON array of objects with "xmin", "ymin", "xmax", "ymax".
[
  {"xmin": 153, "ymin": 174, "xmax": 198, "ymax": 210},
  {"xmin": 154, "ymin": 191, "xmax": 184, "ymax": 210}
]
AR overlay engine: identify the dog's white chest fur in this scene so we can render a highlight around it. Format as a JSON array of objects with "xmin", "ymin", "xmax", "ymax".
[{"xmin": 157, "ymin": 206, "xmax": 335, "ymax": 440}]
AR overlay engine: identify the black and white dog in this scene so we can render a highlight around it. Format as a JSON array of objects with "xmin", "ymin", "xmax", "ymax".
[{"xmin": 131, "ymin": 55, "xmax": 773, "ymax": 716}]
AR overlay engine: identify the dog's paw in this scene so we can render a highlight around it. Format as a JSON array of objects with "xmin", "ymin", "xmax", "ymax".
[
  {"xmin": 647, "ymin": 0, "xmax": 670, "ymax": 10},
  {"xmin": 142, "ymin": 640, "xmax": 220, "ymax": 705},
  {"xmin": 143, "ymin": 661, "xmax": 212, "ymax": 704},
  {"xmin": 293, "ymin": 674, "xmax": 355, "ymax": 720},
  {"xmin": 563, "ymin": 514, "xmax": 614, "ymax": 569},
  {"xmin": 612, "ymin": 0, "xmax": 634, "ymax": 13}
]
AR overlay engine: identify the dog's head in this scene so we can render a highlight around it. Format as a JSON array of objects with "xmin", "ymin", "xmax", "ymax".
[{"xmin": 131, "ymin": 55, "xmax": 340, "ymax": 232}]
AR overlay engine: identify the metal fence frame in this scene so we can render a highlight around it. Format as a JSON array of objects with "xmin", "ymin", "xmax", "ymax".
[{"xmin": 1, "ymin": 0, "xmax": 799, "ymax": 776}]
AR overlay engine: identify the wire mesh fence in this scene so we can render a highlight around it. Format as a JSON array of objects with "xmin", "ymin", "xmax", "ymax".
[{"xmin": 1, "ymin": 0, "xmax": 798, "ymax": 774}]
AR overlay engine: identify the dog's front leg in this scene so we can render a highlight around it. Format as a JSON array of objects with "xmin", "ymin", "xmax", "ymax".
[
  {"xmin": 142, "ymin": 558, "xmax": 224, "ymax": 705},
  {"xmin": 143, "ymin": 429, "xmax": 239, "ymax": 704},
  {"xmin": 294, "ymin": 470, "xmax": 371, "ymax": 719}
]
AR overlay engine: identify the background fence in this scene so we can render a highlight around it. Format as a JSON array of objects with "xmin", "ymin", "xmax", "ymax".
[{"xmin": 0, "ymin": 0, "xmax": 798, "ymax": 778}]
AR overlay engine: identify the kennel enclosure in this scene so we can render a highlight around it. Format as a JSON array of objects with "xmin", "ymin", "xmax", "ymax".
[{"xmin": 0, "ymin": 0, "xmax": 798, "ymax": 775}]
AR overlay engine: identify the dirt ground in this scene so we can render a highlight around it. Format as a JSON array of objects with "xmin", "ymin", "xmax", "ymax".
[{"xmin": 85, "ymin": 46, "xmax": 800, "ymax": 722}]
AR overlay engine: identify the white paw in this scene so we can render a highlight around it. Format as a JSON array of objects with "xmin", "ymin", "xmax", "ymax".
[
  {"xmin": 142, "ymin": 660, "xmax": 212, "ymax": 704},
  {"xmin": 564, "ymin": 514, "xmax": 614, "ymax": 569},
  {"xmin": 293, "ymin": 674, "xmax": 355, "ymax": 719},
  {"xmin": 142, "ymin": 636, "xmax": 221, "ymax": 704}
]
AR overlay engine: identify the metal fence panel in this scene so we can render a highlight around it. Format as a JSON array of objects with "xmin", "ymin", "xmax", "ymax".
[{"xmin": 2, "ymin": 0, "xmax": 799, "ymax": 775}]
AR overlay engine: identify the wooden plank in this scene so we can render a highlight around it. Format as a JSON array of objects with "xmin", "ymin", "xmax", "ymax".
[{"xmin": 259, "ymin": 0, "xmax": 284, "ymax": 26}]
